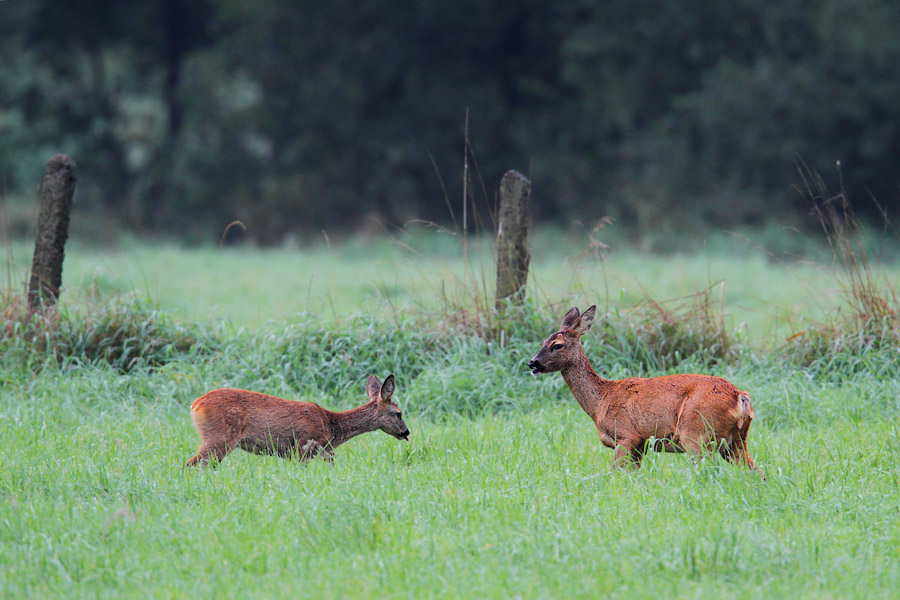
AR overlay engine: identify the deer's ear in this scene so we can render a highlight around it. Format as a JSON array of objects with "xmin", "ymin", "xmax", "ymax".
[
  {"xmin": 366, "ymin": 375, "xmax": 382, "ymax": 400},
  {"xmin": 572, "ymin": 305, "xmax": 597, "ymax": 337},
  {"xmin": 379, "ymin": 374, "xmax": 395, "ymax": 403},
  {"xmin": 560, "ymin": 307, "xmax": 581, "ymax": 331}
]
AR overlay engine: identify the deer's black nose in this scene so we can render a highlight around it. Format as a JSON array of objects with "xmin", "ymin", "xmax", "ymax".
[{"xmin": 528, "ymin": 359, "xmax": 545, "ymax": 373}]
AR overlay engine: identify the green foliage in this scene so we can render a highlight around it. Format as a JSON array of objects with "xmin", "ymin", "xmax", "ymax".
[
  {"xmin": 242, "ymin": 316, "xmax": 440, "ymax": 398},
  {"xmin": 783, "ymin": 323, "xmax": 900, "ymax": 381},
  {"xmin": 53, "ymin": 297, "xmax": 216, "ymax": 371},
  {"xmin": 591, "ymin": 284, "xmax": 737, "ymax": 373},
  {"xmin": 2, "ymin": 1, "xmax": 899, "ymax": 241}
]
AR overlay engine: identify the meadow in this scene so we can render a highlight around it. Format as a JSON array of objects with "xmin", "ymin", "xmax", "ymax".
[{"xmin": 1, "ymin": 227, "xmax": 899, "ymax": 598}]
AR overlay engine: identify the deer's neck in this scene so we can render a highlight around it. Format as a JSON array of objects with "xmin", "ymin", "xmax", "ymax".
[
  {"xmin": 560, "ymin": 347, "xmax": 610, "ymax": 422},
  {"xmin": 327, "ymin": 402, "xmax": 380, "ymax": 448}
]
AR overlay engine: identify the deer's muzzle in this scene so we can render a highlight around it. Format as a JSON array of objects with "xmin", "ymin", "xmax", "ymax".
[{"xmin": 528, "ymin": 358, "xmax": 546, "ymax": 374}]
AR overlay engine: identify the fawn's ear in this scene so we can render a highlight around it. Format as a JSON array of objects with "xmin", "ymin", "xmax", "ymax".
[
  {"xmin": 366, "ymin": 375, "xmax": 382, "ymax": 400},
  {"xmin": 571, "ymin": 305, "xmax": 597, "ymax": 337},
  {"xmin": 560, "ymin": 307, "xmax": 581, "ymax": 331},
  {"xmin": 379, "ymin": 374, "xmax": 395, "ymax": 403}
]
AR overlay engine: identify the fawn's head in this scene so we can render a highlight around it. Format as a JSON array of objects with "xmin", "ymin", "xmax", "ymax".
[
  {"xmin": 366, "ymin": 374, "xmax": 410, "ymax": 440},
  {"xmin": 528, "ymin": 305, "xmax": 597, "ymax": 374}
]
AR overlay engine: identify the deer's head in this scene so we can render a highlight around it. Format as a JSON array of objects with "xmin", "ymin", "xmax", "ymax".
[
  {"xmin": 366, "ymin": 374, "xmax": 410, "ymax": 440},
  {"xmin": 528, "ymin": 305, "xmax": 596, "ymax": 374}
]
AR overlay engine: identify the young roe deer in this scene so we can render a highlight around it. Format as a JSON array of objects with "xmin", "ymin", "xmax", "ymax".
[
  {"xmin": 186, "ymin": 374, "xmax": 409, "ymax": 467},
  {"xmin": 528, "ymin": 306, "xmax": 761, "ymax": 475}
]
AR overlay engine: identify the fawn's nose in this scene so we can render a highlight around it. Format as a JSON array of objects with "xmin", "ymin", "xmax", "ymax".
[{"xmin": 528, "ymin": 358, "xmax": 545, "ymax": 373}]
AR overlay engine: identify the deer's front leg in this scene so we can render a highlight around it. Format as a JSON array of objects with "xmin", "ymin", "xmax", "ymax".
[
  {"xmin": 612, "ymin": 439, "xmax": 645, "ymax": 470},
  {"xmin": 598, "ymin": 428, "xmax": 627, "ymax": 470},
  {"xmin": 299, "ymin": 439, "xmax": 329, "ymax": 462}
]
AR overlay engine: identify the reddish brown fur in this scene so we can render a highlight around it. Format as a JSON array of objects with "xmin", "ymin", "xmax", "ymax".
[
  {"xmin": 529, "ymin": 306, "xmax": 762, "ymax": 476},
  {"xmin": 186, "ymin": 374, "xmax": 409, "ymax": 467}
]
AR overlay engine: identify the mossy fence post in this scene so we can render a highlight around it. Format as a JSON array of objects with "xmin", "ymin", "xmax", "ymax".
[
  {"xmin": 28, "ymin": 154, "xmax": 77, "ymax": 312},
  {"xmin": 495, "ymin": 170, "xmax": 531, "ymax": 309}
]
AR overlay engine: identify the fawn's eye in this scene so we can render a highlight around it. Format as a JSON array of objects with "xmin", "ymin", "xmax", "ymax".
[{"xmin": 551, "ymin": 343, "xmax": 564, "ymax": 350}]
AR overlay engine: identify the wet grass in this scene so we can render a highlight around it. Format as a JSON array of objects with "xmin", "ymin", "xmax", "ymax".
[{"xmin": 1, "ymin": 362, "xmax": 898, "ymax": 598}]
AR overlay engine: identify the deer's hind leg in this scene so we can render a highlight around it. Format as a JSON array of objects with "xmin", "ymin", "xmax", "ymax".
[
  {"xmin": 720, "ymin": 424, "xmax": 765, "ymax": 479},
  {"xmin": 674, "ymin": 413, "xmax": 719, "ymax": 465}
]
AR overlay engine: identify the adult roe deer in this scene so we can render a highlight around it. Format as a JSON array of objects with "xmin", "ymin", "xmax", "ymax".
[
  {"xmin": 528, "ymin": 306, "xmax": 761, "ymax": 476},
  {"xmin": 186, "ymin": 374, "xmax": 409, "ymax": 466}
]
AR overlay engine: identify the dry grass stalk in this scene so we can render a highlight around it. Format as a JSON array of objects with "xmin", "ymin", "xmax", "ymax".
[{"xmin": 787, "ymin": 162, "xmax": 899, "ymax": 362}]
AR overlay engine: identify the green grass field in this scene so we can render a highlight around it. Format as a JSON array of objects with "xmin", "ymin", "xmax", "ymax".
[
  {"xmin": 2, "ymin": 231, "xmax": 899, "ymax": 598},
  {"xmin": 3, "ymin": 226, "xmax": 889, "ymax": 342}
]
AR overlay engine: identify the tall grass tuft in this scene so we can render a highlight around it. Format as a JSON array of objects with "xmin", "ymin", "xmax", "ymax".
[
  {"xmin": 590, "ymin": 282, "xmax": 737, "ymax": 373},
  {"xmin": 1, "ymin": 292, "xmax": 215, "ymax": 372},
  {"xmin": 400, "ymin": 159, "xmax": 738, "ymax": 374},
  {"xmin": 784, "ymin": 164, "xmax": 899, "ymax": 372}
]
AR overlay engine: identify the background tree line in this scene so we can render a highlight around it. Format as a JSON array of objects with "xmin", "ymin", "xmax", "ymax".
[{"xmin": 1, "ymin": 0, "xmax": 898, "ymax": 243}]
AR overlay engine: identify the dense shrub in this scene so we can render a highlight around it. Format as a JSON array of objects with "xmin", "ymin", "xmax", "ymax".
[{"xmin": 1, "ymin": 295, "xmax": 215, "ymax": 372}]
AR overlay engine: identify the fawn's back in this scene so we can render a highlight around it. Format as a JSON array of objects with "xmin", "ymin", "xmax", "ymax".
[
  {"xmin": 190, "ymin": 389, "xmax": 331, "ymax": 457},
  {"xmin": 186, "ymin": 374, "xmax": 408, "ymax": 466}
]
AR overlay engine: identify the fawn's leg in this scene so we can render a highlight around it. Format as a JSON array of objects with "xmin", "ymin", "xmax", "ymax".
[
  {"xmin": 186, "ymin": 444, "xmax": 229, "ymax": 467},
  {"xmin": 186, "ymin": 437, "xmax": 238, "ymax": 467},
  {"xmin": 187, "ymin": 408, "xmax": 247, "ymax": 467},
  {"xmin": 296, "ymin": 440, "xmax": 336, "ymax": 465},
  {"xmin": 299, "ymin": 439, "xmax": 322, "ymax": 461}
]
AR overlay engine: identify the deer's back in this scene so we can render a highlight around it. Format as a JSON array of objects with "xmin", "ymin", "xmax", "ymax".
[{"xmin": 601, "ymin": 374, "xmax": 746, "ymax": 438}]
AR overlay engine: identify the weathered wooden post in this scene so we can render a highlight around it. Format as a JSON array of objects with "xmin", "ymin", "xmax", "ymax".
[
  {"xmin": 495, "ymin": 170, "xmax": 531, "ymax": 308},
  {"xmin": 28, "ymin": 154, "xmax": 77, "ymax": 311}
]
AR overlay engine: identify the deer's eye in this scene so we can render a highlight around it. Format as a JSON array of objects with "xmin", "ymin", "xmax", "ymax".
[{"xmin": 551, "ymin": 343, "xmax": 564, "ymax": 350}]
